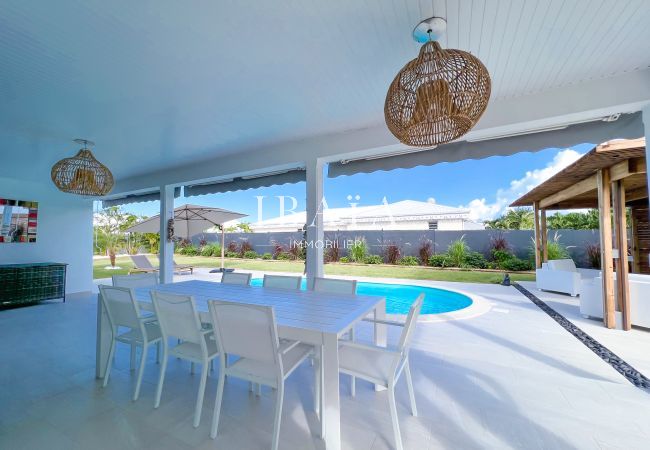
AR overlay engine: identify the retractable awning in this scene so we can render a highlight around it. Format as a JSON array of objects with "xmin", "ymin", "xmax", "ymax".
[
  {"xmin": 184, "ymin": 168, "xmax": 305, "ymax": 197},
  {"xmin": 102, "ymin": 187, "xmax": 181, "ymax": 208},
  {"xmin": 327, "ymin": 112, "xmax": 643, "ymax": 178}
]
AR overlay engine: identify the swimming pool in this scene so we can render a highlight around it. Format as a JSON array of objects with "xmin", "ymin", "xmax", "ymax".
[{"xmin": 250, "ymin": 279, "xmax": 472, "ymax": 315}]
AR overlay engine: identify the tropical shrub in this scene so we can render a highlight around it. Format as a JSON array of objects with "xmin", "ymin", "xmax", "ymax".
[
  {"xmin": 501, "ymin": 257, "xmax": 533, "ymax": 271},
  {"xmin": 585, "ymin": 242, "xmax": 601, "ymax": 269},
  {"xmin": 446, "ymin": 236, "xmax": 469, "ymax": 268},
  {"xmin": 239, "ymin": 240, "xmax": 253, "ymax": 256},
  {"xmin": 271, "ymin": 242, "xmax": 286, "ymax": 259},
  {"xmin": 384, "ymin": 242, "xmax": 401, "ymax": 265},
  {"xmin": 276, "ymin": 252, "xmax": 292, "ymax": 260},
  {"xmin": 288, "ymin": 243, "xmax": 305, "ymax": 260},
  {"xmin": 243, "ymin": 250, "xmax": 258, "ymax": 259},
  {"xmin": 227, "ymin": 241, "xmax": 239, "ymax": 254},
  {"xmin": 531, "ymin": 231, "xmax": 570, "ymax": 261},
  {"xmin": 489, "ymin": 233, "xmax": 510, "ymax": 252},
  {"xmin": 418, "ymin": 239, "xmax": 433, "ymax": 265},
  {"xmin": 398, "ymin": 256, "xmax": 419, "ymax": 266},
  {"xmin": 261, "ymin": 252, "xmax": 273, "ymax": 260},
  {"xmin": 199, "ymin": 238, "xmax": 208, "ymax": 248},
  {"xmin": 428, "ymin": 254, "xmax": 447, "ymax": 267},
  {"xmin": 348, "ymin": 237, "xmax": 368, "ymax": 263},
  {"xmin": 201, "ymin": 243, "xmax": 220, "ymax": 257},
  {"xmin": 464, "ymin": 252, "xmax": 488, "ymax": 269},
  {"xmin": 225, "ymin": 251, "xmax": 239, "ymax": 258},
  {"xmin": 339, "ymin": 256, "xmax": 350, "ymax": 263},
  {"xmin": 364, "ymin": 255, "xmax": 383, "ymax": 264},
  {"xmin": 180, "ymin": 245, "xmax": 199, "ymax": 256}
]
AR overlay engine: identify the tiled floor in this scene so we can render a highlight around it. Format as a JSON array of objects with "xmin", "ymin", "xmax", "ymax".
[{"xmin": 2, "ymin": 274, "xmax": 650, "ymax": 449}]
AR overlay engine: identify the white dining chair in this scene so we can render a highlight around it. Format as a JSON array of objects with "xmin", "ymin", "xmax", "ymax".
[
  {"xmin": 112, "ymin": 272, "xmax": 159, "ymax": 289},
  {"xmin": 112, "ymin": 273, "xmax": 160, "ymax": 369},
  {"xmin": 263, "ymin": 274, "xmax": 302, "ymax": 290},
  {"xmin": 221, "ymin": 271, "xmax": 252, "ymax": 285},
  {"xmin": 312, "ymin": 276, "xmax": 358, "ymax": 401},
  {"xmin": 151, "ymin": 291, "xmax": 219, "ymax": 428},
  {"xmin": 338, "ymin": 294, "xmax": 423, "ymax": 450},
  {"xmin": 312, "ymin": 277, "xmax": 357, "ymax": 295},
  {"xmin": 98, "ymin": 285, "xmax": 162, "ymax": 401},
  {"xmin": 207, "ymin": 300, "xmax": 314, "ymax": 450}
]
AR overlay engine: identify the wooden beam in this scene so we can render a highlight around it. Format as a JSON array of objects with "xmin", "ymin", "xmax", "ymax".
[
  {"xmin": 533, "ymin": 201, "xmax": 542, "ymax": 269},
  {"xmin": 625, "ymin": 186, "xmax": 649, "ymax": 203},
  {"xmin": 610, "ymin": 158, "xmax": 647, "ymax": 182},
  {"xmin": 613, "ymin": 181, "xmax": 631, "ymax": 330},
  {"xmin": 631, "ymin": 208, "xmax": 641, "ymax": 273},
  {"xmin": 541, "ymin": 209, "xmax": 548, "ymax": 263},
  {"xmin": 597, "ymin": 169, "xmax": 616, "ymax": 329},
  {"xmin": 539, "ymin": 174, "xmax": 597, "ymax": 209}
]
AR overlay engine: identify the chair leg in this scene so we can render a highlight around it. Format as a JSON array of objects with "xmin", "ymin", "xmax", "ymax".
[
  {"xmin": 272, "ymin": 382, "xmax": 284, "ymax": 450},
  {"xmin": 154, "ymin": 345, "xmax": 168, "ymax": 408},
  {"xmin": 103, "ymin": 339, "xmax": 117, "ymax": 388},
  {"xmin": 350, "ymin": 328, "xmax": 356, "ymax": 397},
  {"xmin": 210, "ymin": 359, "xmax": 214, "ymax": 372},
  {"xmin": 210, "ymin": 369, "xmax": 226, "ymax": 439},
  {"xmin": 190, "ymin": 362, "xmax": 195, "ymax": 374},
  {"xmin": 404, "ymin": 360, "xmax": 417, "ymax": 417},
  {"xmin": 133, "ymin": 343, "xmax": 148, "ymax": 401},
  {"xmin": 193, "ymin": 363, "xmax": 209, "ymax": 428},
  {"xmin": 130, "ymin": 342, "xmax": 136, "ymax": 371},
  {"xmin": 313, "ymin": 347, "xmax": 320, "ymax": 414},
  {"xmin": 388, "ymin": 386, "xmax": 403, "ymax": 450},
  {"xmin": 156, "ymin": 341, "xmax": 160, "ymax": 363}
]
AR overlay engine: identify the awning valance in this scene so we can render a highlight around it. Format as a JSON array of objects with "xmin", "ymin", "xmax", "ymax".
[
  {"xmin": 328, "ymin": 112, "xmax": 644, "ymax": 178},
  {"xmin": 184, "ymin": 168, "xmax": 305, "ymax": 197},
  {"xmin": 102, "ymin": 187, "xmax": 181, "ymax": 208}
]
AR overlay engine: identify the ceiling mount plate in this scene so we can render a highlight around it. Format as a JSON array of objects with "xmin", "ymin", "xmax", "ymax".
[
  {"xmin": 73, "ymin": 138, "xmax": 95, "ymax": 147},
  {"xmin": 412, "ymin": 17, "xmax": 446, "ymax": 43}
]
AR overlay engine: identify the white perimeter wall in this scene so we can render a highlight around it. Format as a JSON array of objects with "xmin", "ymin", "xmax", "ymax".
[{"xmin": 0, "ymin": 176, "xmax": 93, "ymax": 294}]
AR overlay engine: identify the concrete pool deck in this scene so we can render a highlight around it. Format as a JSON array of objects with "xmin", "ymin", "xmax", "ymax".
[{"xmin": 33, "ymin": 269, "xmax": 647, "ymax": 448}]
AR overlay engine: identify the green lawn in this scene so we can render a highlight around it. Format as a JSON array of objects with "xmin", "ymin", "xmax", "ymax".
[{"xmin": 94, "ymin": 255, "xmax": 535, "ymax": 284}]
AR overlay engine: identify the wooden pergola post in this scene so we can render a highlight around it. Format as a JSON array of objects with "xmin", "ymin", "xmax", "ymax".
[
  {"xmin": 597, "ymin": 168, "xmax": 616, "ymax": 329},
  {"xmin": 533, "ymin": 201, "xmax": 542, "ymax": 269},
  {"xmin": 613, "ymin": 180, "xmax": 631, "ymax": 330},
  {"xmin": 541, "ymin": 209, "xmax": 548, "ymax": 263}
]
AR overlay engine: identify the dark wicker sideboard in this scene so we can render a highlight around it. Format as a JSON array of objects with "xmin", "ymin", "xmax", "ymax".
[{"xmin": 0, "ymin": 262, "xmax": 67, "ymax": 306}]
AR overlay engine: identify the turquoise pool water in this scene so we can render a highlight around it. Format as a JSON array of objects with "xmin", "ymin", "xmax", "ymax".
[{"xmin": 250, "ymin": 279, "xmax": 472, "ymax": 315}]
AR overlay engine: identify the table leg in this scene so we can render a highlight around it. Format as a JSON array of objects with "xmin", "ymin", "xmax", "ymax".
[
  {"xmin": 322, "ymin": 333, "xmax": 340, "ymax": 450},
  {"xmin": 374, "ymin": 299, "xmax": 387, "ymax": 392},
  {"xmin": 95, "ymin": 294, "xmax": 112, "ymax": 379}
]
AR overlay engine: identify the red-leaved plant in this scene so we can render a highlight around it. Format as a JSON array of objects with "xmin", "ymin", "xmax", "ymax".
[
  {"xmin": 384, "ymin": 242, "xmax": 401, "ymax": 265},
  {"xmin": 418, "ymin": 239, "xmax": 432, "ymax": 266}
]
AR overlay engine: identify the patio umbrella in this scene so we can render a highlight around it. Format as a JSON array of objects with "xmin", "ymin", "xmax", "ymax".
[{"xmin": 126, "ymin": 204, "xmax": 247, "ymax": 271}]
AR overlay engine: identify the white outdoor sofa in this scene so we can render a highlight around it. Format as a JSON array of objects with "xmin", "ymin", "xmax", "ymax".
[
  {"xmin": 535, "ymin": 259, "xmax": 599, "ymax": 297},
  {"xmin": 579, "ymin": 273, "xmax": 650, "ymax": 328}
]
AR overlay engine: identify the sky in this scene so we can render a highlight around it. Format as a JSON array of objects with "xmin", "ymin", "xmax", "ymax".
[{"xmin": 111, "ymin": 143, "xmax": 595, "ymax": 223}]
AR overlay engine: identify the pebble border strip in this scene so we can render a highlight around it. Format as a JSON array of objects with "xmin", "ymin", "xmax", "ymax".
[{"xmin": 513, "ymin": 283, "xmax": 650, "ymax": 390}]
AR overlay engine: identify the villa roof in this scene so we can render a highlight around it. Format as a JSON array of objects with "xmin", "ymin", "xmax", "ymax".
[
  {"xmin": 511, "ymin": 138, "xmax": 647, "ymax": 210},
  {"xmin": 252, "ymin": 200, "xmax": 470, "ymax": 228}
]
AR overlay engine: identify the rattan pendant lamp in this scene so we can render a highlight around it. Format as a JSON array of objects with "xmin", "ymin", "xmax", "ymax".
[
  {"xmin": 51, "ymin": 139, "xmax": 114, "ymax": 196},
  {"xmin": 385, "ymin": 17, "xmax": 491, "ymax": 147}
]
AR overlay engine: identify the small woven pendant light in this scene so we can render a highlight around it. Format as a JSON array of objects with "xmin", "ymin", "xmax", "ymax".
[
  {"xmin": 51, "ymin": 139, "xmax": 114, "ymax": 196},
  {"xmin": 385, "ymin": 17, "xmax": 491, "ymax": 147}
]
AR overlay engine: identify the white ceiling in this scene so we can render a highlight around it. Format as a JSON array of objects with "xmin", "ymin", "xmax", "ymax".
[{"xmin": 1, "ymin": 0, "xmax": 650, "ymax": 184}]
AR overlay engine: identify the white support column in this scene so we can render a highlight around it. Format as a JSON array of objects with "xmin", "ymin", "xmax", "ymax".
[
  {"xmin": 159, "ymin": 185, "xmax": 175, "ymax": 284},
  {"xmin": 305, "ymin": 158, "xmax": 324, "ymax": 288},
  {"xmin": 642, "ymin": 105, "xmax": 650, "ymax": 213}
]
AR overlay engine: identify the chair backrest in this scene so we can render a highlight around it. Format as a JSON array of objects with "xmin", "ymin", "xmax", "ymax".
[
  {"xmin": 208, "ymin": 300, "xmax": 280, "ymax": 366},
  {"xmin": 548, "ymin": 259, "xmax": 577, "ymax": 272},
  {"xmin": 99, "ymin": 285, "xmax": 142, "ymax": 330},
  {"xmin": 112, "ymin": 273, "xmax": 159, "ymax": 289},
  {"xmin": 313, "ymin": 277, "xmax": 357, "ymax": 295},
  {"xmin": 221, "ymin": 272, "xmax": 252, "ymax": 286},
  {"xmin": 151, "ymin": 291, "xmax": 203, "ymax": 344},
  {"xmin": 130, "ymin": 254, "xmax": 155, "ymax": 269},
  {"xmin": 397, "ymin": 294, "xmax": 424, "ymax": 356},
  {"xmin": 263, "ymin": 274, "xmax": 302, "ymax": 290}
]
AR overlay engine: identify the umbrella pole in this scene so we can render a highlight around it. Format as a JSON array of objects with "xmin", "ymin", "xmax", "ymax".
[{"xmin": 221, "ymin": 225, "xmax": 225, "ymax": 270}]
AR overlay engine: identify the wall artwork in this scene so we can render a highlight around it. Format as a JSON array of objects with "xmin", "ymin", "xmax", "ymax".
[{"xmin": 0, "ymin": 198, "xmax": 38, "ymax": 243}]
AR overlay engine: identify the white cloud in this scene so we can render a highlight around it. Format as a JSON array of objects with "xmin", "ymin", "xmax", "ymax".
[{"xmin": 462, "ymin": 149, "xmax": 584, "ymax": 221}]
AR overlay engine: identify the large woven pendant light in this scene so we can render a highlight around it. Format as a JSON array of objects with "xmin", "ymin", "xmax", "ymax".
[
  {"xmin": 385, "ymin": 17, "xmax": 491, "ymax": 147},
  {"xmin": 51, "ymin": 139, "xmax": 114, "ymax": 196}
]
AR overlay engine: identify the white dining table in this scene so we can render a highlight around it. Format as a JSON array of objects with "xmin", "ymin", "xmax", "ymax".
[{"xmin": 95, "ymin": 279, "xmax": 386, "ymax": 450}]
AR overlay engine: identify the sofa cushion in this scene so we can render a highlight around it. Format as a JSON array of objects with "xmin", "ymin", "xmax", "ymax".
[{"xmin": 548, "ymin": 259, "xmax": 577, "ymax": 272}]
